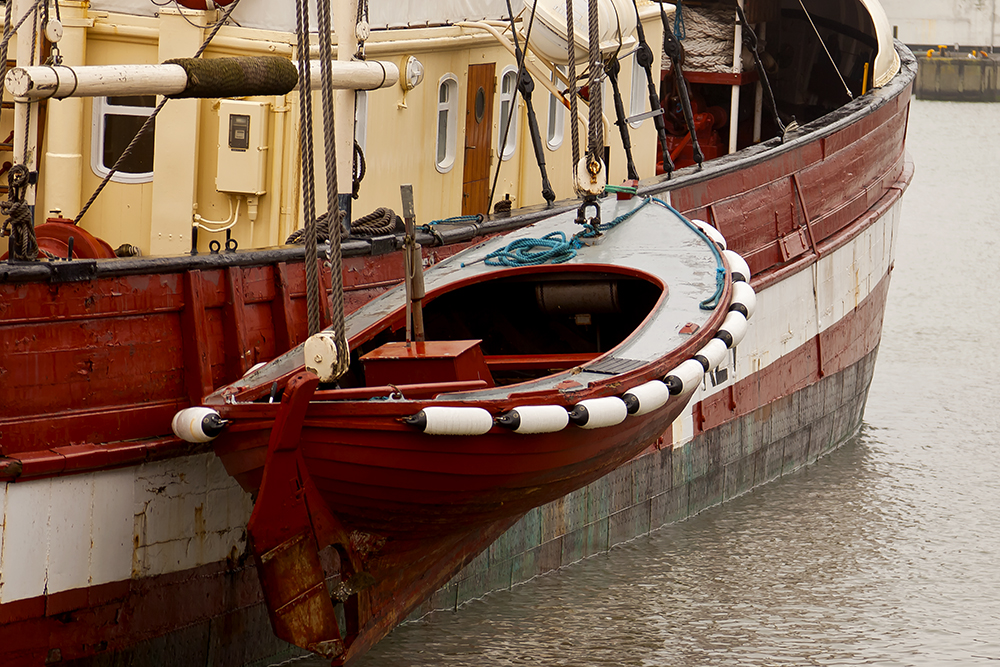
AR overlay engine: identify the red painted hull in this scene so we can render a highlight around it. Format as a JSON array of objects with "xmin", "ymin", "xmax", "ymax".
[{"xmin": 0, "ymin": 41, "xmax": 915, "ymax": 667}]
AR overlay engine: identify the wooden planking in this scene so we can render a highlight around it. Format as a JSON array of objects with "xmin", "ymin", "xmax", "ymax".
[{"xmin": 180, "ymin": 270, "xmax": 214, "ymax": 404}]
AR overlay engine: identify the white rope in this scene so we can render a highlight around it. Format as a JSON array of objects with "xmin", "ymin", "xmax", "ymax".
[{"xmin": 662, "ymin": 4, "xmax": 755, "ymax": 75}]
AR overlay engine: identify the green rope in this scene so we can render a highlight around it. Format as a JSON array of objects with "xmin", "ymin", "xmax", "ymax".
[{"xmin": 604, "ymin": 184, "xmax": 639, "ymax": 195}]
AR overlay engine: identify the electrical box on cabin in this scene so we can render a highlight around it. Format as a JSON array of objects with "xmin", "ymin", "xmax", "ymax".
[{"xmin": 216, "ymin": 100, "xmax": 269, "ymax": 195}]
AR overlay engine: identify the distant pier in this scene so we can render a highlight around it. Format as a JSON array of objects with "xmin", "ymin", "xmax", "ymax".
[{"xmin": 913, "ymin": 47, "xmax": 999, "ymax": 101}]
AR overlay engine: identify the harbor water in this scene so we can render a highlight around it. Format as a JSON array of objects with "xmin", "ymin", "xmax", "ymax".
[{"xmin": 297, "ymin": 100, "xmax": 1000, "ymax": 666}]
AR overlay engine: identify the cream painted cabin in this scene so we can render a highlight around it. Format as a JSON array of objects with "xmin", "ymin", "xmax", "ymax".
[{"xmin": 0, "ymin": 0, "xmax": 663, "ymax": 258}]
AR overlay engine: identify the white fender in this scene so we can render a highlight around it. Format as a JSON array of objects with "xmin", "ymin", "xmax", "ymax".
[
  {"xmin": 570, "ymin": 397, "xmax": 628, "ymax": 429},
  {"xmin": 506, "ymin": 405, "xmax": 570, "ymax": 434},
  {"xmin": 690, "ymin": 218, "xmax": 727, "ymax": 249},
  {"xmin": 420, "ymin": 406, "xmax": 494, "ymax": 436},
  {"xmin": 722, "ymin": 249, "xmax": 751, "ymax": 283},
  {"xmin": 172, "ymin": 407, "xmax": 226, "ymax": 443},
  {"xmin": 665, "ymin": 358, "xmax": 706, "ymax": 395},
  {"xmin": 730, "ymin": 281, "xmax": 757, "ymax": 319},
  {"xmin": 695, "ymin": 338, "xmax": 729, "ymax": 371},
  {"xmin": 718, "ymin": 311, "xmax": 749, "ymax": 349},
  {"xmin": 623, "ymin": 380, "xmax": 671, "ymax": 416}
]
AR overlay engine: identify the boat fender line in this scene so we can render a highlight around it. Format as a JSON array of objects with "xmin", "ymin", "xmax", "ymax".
[
  {"xmin": 716, "ymin": 311, "xmax": 749, "ymax": 349},
  {"xmin": 496, "ymin": 405, "xmax": 570, "ymax": 434},
  {"xmin": 695, "ymin": 338, "xmax": 729, "ymax": 372},
  {"xmin": 722, "ymin": 249, "xmax": 751, "ymax": 283},
  {"xmin": 404, "ymin": 406, "xmax": 494, "ymax": 436},
  {"xmin": 664, "ymin": 358, "xmax": 706, "ymax": 395},
  {"xmin": 172, "ymin": 407, "xmax": 229, "ymax": 443},
  {"xmin": 622, "ymin": 380, "xmax": 671, "ymax": 416},
  {"xmin": 729, "ymin": 281, "xmax": 757, "ymax": 319},
  {"xmin": 690, "ymin": 219, "xmax": 727, "ymax": 250},
  {"xmin": 568, "ymin": 397, "xmax": 629, "ymax": 429}
]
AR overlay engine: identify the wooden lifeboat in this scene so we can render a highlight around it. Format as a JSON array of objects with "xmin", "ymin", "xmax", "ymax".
[{"xmin": 189, "ymin": 192, "xmax": 756, "ymax": 663}]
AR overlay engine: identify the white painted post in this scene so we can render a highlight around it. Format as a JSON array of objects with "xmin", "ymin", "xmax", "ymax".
[
  {"xmin": 149, "ymin": 6, "xmax": 203, "ymax": 255},
  {"xmin": 728, "ymin": 0, "xmax": 744, "ymax": 155},
  {"xmin": 334, "ymin": 0, "xmax": 359, "ymax": 212},
  {"xmin": 41, "ymin": 2, "xmax": 92, "ymax": 220}
]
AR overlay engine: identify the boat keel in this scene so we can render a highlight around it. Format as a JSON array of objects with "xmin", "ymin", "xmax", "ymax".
[{"xmin": 247, "ymin": 372, "xmax": 371, "ymax": 660}]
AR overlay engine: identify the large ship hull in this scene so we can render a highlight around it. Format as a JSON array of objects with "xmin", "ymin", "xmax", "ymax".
[{"xmin": 0, "ymin": 31, "xmax": 915, "ymax": 667}]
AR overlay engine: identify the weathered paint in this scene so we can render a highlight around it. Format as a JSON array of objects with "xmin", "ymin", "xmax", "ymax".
[{"xmin": 0, "ymin": 455, "xmax": 250, "ymax": 609}]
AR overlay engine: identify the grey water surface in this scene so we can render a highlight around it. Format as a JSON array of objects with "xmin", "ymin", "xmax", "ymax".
[{"xmin": 300, "ymin": 100, "xmax": 1000, "ymax": 666}]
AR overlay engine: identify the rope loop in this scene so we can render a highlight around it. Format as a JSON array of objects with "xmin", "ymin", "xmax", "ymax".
[{"xmin": 483, "ymin": 231, "xmax": 581, "ymax": 267}]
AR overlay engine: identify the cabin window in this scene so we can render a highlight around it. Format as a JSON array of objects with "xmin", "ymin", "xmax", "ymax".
[
  {"xmin": 546, "ymin": 69, "xmax": 565, "ymax": 151},
  {"xmin": 629, "ymin": 52, "xmax": 648, "ymax": 129},
  {"xmin": 355, "ymin": 90, "xmax": 368, "ymax": 152},
  {"xmin": 435, "ymin": 74, "xmax": 459, "ymax": 173},
  {"xmin": 497, "ymin": 66, "xmax": 519, "ymax": 161},
  {"xmin": 90, "ymin": 95, "xmax": 156, "ymax": 183}
]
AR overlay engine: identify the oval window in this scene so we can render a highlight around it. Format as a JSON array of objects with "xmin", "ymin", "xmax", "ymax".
[{"xmin": 475, "ymin": 87, "xmax": 486, "ymax": 123}]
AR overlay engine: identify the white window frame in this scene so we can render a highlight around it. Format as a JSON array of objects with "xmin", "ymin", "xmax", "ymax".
[
  {"xmin": 90, "ymin": 96, "xmax": 155, "ymax": 184},
  {"xmin": 435, "ymin": 74, "xmax": 459, "ymax": 174},
  {"xmin": 497, "ymin": 66, "xmax": 519, "ymax": 161},
  {"xmin": 629, "ymin": 51, "xmax": 648, "ymax": 129},
  {"xmin": 546, "ymin": 68, "xmax": 565, "ymax": 151}
]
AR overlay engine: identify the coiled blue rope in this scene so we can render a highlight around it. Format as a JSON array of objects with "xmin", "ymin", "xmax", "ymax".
[
  {"xmin": 650, "ymin": 197, "xmax": 726, "ymax": 310},
  {"xmin": 483, "ymin": 231, "xmax": 581, "ymax": 266}
]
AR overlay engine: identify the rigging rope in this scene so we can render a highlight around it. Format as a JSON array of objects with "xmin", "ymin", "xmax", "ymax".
[
  {"xmin": 294, "ymin": 0, "xmax": 321, "ymax": 337},
  {"xmin": 565, "ymin": 0, "xmax": 581, "ymax": 192},
  {"xmin": 314, "ymin": 0, "xmax": 348, "ymax": 380},
  {"xmin": 796, "ymin": 0, "xmax": 853, "ymax": 100},
  {"xmin": 488, "ymin": 0, "xmax": 545, "ymax": 212},
  {"xmin": 586, "ymin": 0, "xmax": 603, "ymax": 162},
  {"xmin": 0, "ymin": 2, "xmax": 12, "ymax": 114},
  {"xmin": 75, "ymin": 0, "xmax": 243, "ymax": 225}
]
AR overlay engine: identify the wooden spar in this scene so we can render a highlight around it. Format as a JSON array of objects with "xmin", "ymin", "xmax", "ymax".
[
  {"xmin": 400, "ymin": 185, "xmax": 425, "ymax": 344},
  {"xmin": 4, "ymin": 59, "xmax": 400, "ymax": 100}
]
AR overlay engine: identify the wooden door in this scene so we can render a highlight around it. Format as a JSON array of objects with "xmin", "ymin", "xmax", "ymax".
[{"xmin": 462, "ymin": 63, "xmax": 496, "ymax": 216}]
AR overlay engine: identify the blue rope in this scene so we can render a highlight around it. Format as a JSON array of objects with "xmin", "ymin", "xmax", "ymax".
[
  {"xmin": 650, "ymin": 198, "xmax": 726, "ymax": 310},
  {"xmin": 426, "ymin": 214, "xmax": 481, "ymax": 226},
  {"xmin": 482, "ymin": 231, "xmax": 581, "ymax": 266},
  {"xmin": 674, "ymin": 0, "xmax": 686, "ymax": 39},
  {"xmin": 421, "ymin": 214, "xmax": 481, "ymax": 234}
]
